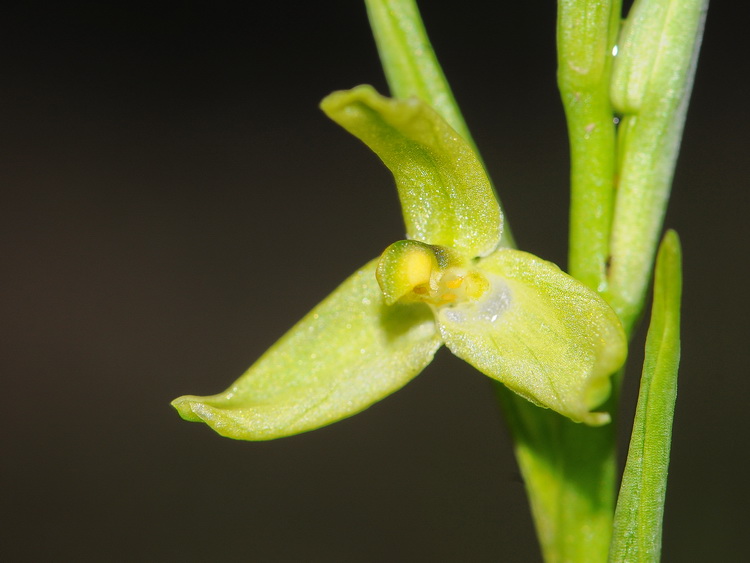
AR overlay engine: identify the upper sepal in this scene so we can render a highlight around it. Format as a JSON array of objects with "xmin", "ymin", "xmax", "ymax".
[
  {"xmin": 172, "ymin": 260, "xmax": 442, "ymax": 440},
  {"xmin": 436, "ymin": 249, "xmax": 627, "ymax": 425},
  {"xmin": 321, "ymin": 85, "xmax": 503, "ymax": 258}
]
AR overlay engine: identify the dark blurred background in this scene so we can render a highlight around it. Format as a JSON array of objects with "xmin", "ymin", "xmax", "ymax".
[{"xmin": 1, "ymin": 2, "xmax": 746, "ymax": 561}]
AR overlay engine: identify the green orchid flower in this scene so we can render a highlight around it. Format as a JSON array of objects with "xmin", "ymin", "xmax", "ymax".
[{"xmin": 172, "ymin": 85, "xmax": 627, "ymax": 440}]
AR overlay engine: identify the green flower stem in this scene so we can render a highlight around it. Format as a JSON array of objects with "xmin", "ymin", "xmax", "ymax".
[
  {"xmin": 489, "ymin": 3, "xmax": 623, "ymax": 561},
  {"xmin": 609, "ymin": 231, "xmax": 682, "ymax": 562},
  {"xmin": 364, "ymin": 0, "xmax": 514, "ymax": 248},
  {"xmin": 496, "ymin": 389, "xmax": 618, "ymax": 563},
  {"xmin": 606, "ymin": 0, "xmax": 708, "ymax": 333},
  {"xmin": 558, "ymin": 0, "xmax": 621, "ymax": 293}
]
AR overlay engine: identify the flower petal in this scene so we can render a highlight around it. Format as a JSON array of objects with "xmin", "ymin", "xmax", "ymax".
[
  {"xmin": 172, "ymin": 260, "xmax": 442, "ymax": 440},
  {"xmin": 435, "ymin": 249, "xmax": 626, "ymax": 425},
  {"xmin": 321, "ymin": 85, "xmax": 503, "ymax": 258}
]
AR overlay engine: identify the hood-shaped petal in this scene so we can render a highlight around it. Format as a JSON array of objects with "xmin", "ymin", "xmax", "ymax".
[{"xmin": 321, "ymin": 85, "xmax": 503, "ymax": 258}]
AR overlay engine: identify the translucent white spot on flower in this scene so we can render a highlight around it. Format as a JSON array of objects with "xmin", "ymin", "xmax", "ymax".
[{"xmin": 440, "ymin": 275, "xmax": 512, "ymax": 325}]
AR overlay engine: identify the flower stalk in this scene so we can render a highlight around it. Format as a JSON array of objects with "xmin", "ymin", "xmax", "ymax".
[{"xmin": 171, "ymin": 0, "xmax": 707, "ymax": 560}]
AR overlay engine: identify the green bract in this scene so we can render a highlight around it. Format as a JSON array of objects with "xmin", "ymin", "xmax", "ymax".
[
  {"xmin": 610, "ymin": 231, "xmax": 682, "ymax": 561},
  {"xmin": 172, "ymin": 86, "xmax": 627, "ymax": 439}
]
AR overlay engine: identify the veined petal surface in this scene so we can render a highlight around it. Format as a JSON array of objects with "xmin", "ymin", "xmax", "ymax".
[
  {"xmin": 172, "ymin": 260, "xmax": 442, "ymax": 440},
  {"xmin": 436, "ymin": 249, "xmax": 626, "ymax": 425}
]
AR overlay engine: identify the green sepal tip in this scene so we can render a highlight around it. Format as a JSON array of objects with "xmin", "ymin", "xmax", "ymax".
[{"xmin": 321, "ymin": 85, "xmax": 503, "ymax": 258}]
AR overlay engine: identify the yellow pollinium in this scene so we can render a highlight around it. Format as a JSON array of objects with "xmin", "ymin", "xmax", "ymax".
[
  {"xmin": 376, "ymin": 240, "xmax": 489, "ymax": 307},
  {"xmin": 437, "ymin": 270, "xmax": 489, "ymax": 304},
  {"xmin": 401, "ymin": 249, "xmax": 435, "ymax": 292}
]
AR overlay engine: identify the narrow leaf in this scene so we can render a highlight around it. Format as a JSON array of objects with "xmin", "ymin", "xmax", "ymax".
[
  {"xmin": 609, "ymin": 230, "xmax": 682, "ymax": 562},
  {"xmin": 321, "ymin": 85, "xmax": 503, "ymax": 258},
  {"xmin": 437, "ymin": 248, "xmax": 627, "ymax": 425},
  {"xmin": 172, "ymin": 260, "xmax": 442, "ymax": 440}
]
